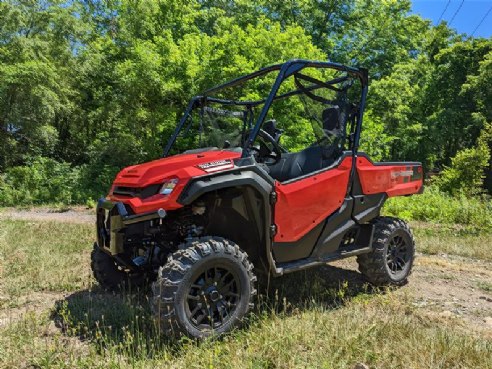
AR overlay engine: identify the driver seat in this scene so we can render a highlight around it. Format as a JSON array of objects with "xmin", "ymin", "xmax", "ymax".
[
  {"xmin": 320, "ymin": 106, "xmax": 344, "ymax": 162},
  {"xmin": 322, "ymin": 107, "xmax": 340, "ymax": 132},
  {"xmin": 266, "ymin": 107, "xmax": 344, "ymax": 182}
]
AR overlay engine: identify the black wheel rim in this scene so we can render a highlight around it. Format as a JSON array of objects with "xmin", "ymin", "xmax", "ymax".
[
  {"xmin": 185, "ymin": 265, "xmax": 240, "ymax": 330},
  {"xmin": 386, "ymin": 234, "xmax": 411, "ymax": 275}
]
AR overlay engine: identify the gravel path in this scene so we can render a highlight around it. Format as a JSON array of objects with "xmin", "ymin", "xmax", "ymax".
[{"xmin": 0, "ymin": 206, "xmax": 94, "ymax": 224}]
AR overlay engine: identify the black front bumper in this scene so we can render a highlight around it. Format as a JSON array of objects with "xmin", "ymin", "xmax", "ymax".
[{"xmin": 96, "ymin": 198, "xmax": 167, "ymax": 255}]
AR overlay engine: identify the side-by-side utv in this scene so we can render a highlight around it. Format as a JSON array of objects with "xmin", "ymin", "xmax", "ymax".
[{"xmin": 92, "ymin": 59, "xmax": 423, "ymax": 339}]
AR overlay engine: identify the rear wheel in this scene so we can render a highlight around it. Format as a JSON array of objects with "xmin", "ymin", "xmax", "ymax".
[
  {"xmin": 151, "ymin": 237, "xmax": 256, "ymax": 339},
  {"xmin": 357, "ymin": 217, "xmax": 415, "ymax": 286}
]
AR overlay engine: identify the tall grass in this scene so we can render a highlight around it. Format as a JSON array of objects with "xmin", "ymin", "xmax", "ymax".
[
  {"xmin": 1, "ymin": 292, "xmax": 490, "ymax": 369},
  {"xmin": 384, "ymin": 186, "xmax": 492, "ymax": 233},
  {"xmin": 0, "ymin": 219, "xmax": 491, "ymax": 368},
  {"xmin": 0, "ymin": 220, "xmax": 93, "ymax": 305}
]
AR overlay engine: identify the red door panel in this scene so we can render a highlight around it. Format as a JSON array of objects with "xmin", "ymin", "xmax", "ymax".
[
  {"xmin": 356, "ymin": 156, "xmax": 423, "ymax": 197},
  {"xmin": 274, "ymin": 157, "xmax": 352, "ymax": 242}
]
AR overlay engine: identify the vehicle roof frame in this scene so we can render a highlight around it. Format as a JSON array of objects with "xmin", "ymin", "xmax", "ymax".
[{"xmin": 162, "ymin": 59, "xmax": 368, "ymax": 158}]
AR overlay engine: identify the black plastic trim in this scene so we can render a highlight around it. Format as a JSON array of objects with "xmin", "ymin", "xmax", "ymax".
[
  {"xmin": 272, "ymin": 221, "xmax": 324, "ymax": 263},
  {"xmin": 311, "ymin": 198, "xmax": 355, "ymax": 258},
  {"xmin": 178, "ymin": 165, "xmax": 274, "ymax": 205},
  {"xmin": 112, "ymin": 184, "xmax": 161, "ymax": 199},
  {"xmin": 350, "ymin": 157, "xmax": 386, "ymax": 224},
  {"xmin": 278, "ymin": 243, "xmax": 372, "ymax": 274},
  {"xmin": 177, "ymin": 165, "xmax": 282, "ymax": 275},
  {"xmin": 352, "ymin": 193, "xmax": 387, "ymax": 223},
  {"xmin": 277, "ymin": 222, "xmax": 374, "ymax": 274}
]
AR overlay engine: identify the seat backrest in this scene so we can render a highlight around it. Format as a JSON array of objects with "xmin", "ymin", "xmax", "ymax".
[
  {"xmin": 322, "ymin": 107, "xmax": 340, "ymax": 131},
  {"xmin": 321, "ymin": 106, "xmax": 345, "ymax": 162},
  {"xmin": 267, "ymin": 145, "xmax": 324, "ymax": 182},
  {"xmin": 267, "ymin": 107, "xmax": 346, "ymax": 182}
]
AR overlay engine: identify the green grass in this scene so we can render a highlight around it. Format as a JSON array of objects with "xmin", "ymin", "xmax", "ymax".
[
  {"xmin": 0, "ymin": 219, "xmax": 491, "ymax": 369},
  {"xmin": 1, "ymin": 293, "xmax": 490, "ymax": 369},
  {"xmin": 476, "ymin": 281, "xmax": 492, "ymax": 293},
  {"xmin": 0, "ymin": 220, "xmax": 93, "ymax": 306},
  {"xmin": 384, "ymin": 187, "xmax": 492, "ymax": 233},
  {"xmin": 412, "ymin": 222, "xmax": 492, "ymax": 261}
]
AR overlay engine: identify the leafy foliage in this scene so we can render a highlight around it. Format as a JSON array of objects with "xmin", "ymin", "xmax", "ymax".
[
  {"xmin": 433, "ymin": 123, "xmax": 492, "ymax": 196},
  {"xmin": 384, "ymin": 186, "xmax": 492, "ymax": 232},
  {"xmin": 0, "ymin": 0, "xmax": 492, "ymax": 206},
  {"xmin": 359, "ymin": 112, "xmax": 395, "ymax": 161},
  {"xmin": 0, "ymin": 156, "xmax": 87, "ymax": 205}
]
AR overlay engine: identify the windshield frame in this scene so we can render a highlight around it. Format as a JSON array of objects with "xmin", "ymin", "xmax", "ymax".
[{"xmin": 162, "ymin": 59, "xmax": 368, "ymax": 158}]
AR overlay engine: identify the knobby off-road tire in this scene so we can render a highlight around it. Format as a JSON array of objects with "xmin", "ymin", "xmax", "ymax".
[
  {"xmin": 151, "ymin": 237, "xmax": 257, "ymax": 339},
  {"xmin": 356, "ymin": 217, "xmax": 415, "ymax": 286},
  {"xmin": 90, "ymin": 244, "xmax": 146, "ymax": 291}
]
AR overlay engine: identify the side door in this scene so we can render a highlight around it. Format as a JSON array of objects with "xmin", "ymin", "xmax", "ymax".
[{"xmin": 272, "ymin": 154, "xmax": 352, "ymax": 262}]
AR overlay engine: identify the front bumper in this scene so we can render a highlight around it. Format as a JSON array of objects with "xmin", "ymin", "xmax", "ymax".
[{"xmin": 96, "ymin": 198, "xmax": 167, "ymax": 255}]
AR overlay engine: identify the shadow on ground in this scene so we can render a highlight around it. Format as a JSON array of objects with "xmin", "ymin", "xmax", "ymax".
[
  {"xmin": 51, "ymin": 264, "xmax": 377, "ymax": 350},
  {"xmin": 260, "ymin": 263, "xmax": 374, "ymax": 310}
]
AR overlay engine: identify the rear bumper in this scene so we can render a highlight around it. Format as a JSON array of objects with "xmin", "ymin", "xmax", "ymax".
[{"xmin": 96, "ymin": 198, "xmax": 167, "ymax": 255}]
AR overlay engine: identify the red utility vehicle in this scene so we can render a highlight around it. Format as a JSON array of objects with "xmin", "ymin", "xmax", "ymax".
[{"xmin": 92, "ymin": 60, "xmax": 423, "ymax": 339}]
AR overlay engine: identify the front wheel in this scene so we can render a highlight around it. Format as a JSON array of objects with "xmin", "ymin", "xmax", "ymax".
[
  {"xmin": 91, "ymin": 244, "xmax": 148, "ymax": 291},
  {"xmin": 151, "ymin": 237, "xmax": 257, "ymax": 339},
  {"xmin": 357, "ymin": 217, "xmax": 415, "ymax": 286}
]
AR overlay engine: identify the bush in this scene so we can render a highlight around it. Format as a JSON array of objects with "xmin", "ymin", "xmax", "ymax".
[
  {"xmin": 383, "ymin": 186, "xmax": 492, "ymax": 232},
  {"xmin": 0, "ymin": 131, "xmax": 153, "ymax": 206},
  {"xmin": 0, "ymin": 157, "xmax": 89, "ymax": 206},
  {"xmin": 434, "ymin": 123, "xmax": 492, "ymax": 196},
  {"xmin": 78, "ymin": 131, "xmax": 150, "ymax": 199}
]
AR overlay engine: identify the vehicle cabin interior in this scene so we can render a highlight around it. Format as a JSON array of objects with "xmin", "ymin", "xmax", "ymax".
[
  {"xmin": 172, "ymin": 65, "xmax": 360, "ymax": 182},
  {"xmin": 262, "ymin": 105, "xmax": 347, "ymax": 182}
]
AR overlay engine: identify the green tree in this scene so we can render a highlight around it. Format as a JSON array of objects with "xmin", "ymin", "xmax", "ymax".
[
  {"xmin": 1, "ymin": 0, "xmax": 492, "ymax": 203},
  {"xmin": 434, "ymin": 123, "xmax": 492, "ymax": 196},
  {"xmin": 0, "ymin": 0, "xmax": 88, "ymax": 168},
  {"xmin": 421, "ymin": 39, "xmax": 492, "ymax": 167}
]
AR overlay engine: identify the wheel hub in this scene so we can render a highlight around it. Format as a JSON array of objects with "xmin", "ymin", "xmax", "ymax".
[
  {"xmin": 186, "ymin": 266, "xmax": 240, "ymax": 329},
  {"xmin": 386, "ymin": 235, "xmax": 410, "ymax": 275},
  {"xmin": 209, "ymin": 289, "xmax": 221, "ymax": 302}
]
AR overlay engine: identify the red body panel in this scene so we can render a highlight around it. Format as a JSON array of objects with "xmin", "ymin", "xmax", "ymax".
[
  {"xmin": 273, "ymin": 157, "xmax": 352, "ymax": 242},
  {"xmin": 108, "ymin": 151, "xmax": 241, "ymax": 214},
  {"xmin": 356, "ymin": 157, "xmax": 423, "ymax": 197}
]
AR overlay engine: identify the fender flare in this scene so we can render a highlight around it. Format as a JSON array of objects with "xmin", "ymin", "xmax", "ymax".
[
  {"xmin": 178, "ymin": 167, "xmax": 273, "ymax": 206},
  {"xmin": 177, "ymin": 166, "xmax": 283, "ymax": 275}
]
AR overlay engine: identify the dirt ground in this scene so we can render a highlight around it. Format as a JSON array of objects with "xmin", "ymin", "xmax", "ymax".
[
  {"xmin": 333, "ymin": 255, "xmax": 492, "ymax": 336},
  {"xmin": 1, "ymin": 207, "xmax": 491, "ymax": 337},
  {"xmin": 0, "ymin": 206, "xmax": 94, "ymax": 224}
]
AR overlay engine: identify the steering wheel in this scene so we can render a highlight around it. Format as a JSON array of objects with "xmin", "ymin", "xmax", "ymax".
[{"xmin": 244, "ymin": 128, "xmax": 282, "ymax": 165}]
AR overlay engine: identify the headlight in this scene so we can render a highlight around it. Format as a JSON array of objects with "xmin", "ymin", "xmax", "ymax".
[{"xmin": 159, "ymin": 178, "xmax": 179, "ymax": 195}]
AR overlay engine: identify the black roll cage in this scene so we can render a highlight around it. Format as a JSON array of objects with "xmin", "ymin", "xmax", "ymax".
[{"xmin": 162, "ymin": 59, "xmax": 369, "ymax": 158}]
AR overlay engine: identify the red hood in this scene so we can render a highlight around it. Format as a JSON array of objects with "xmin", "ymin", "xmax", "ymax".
[{"xmin": 113, "ymin": 150, "xmax": 242, "ymax": 188}]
